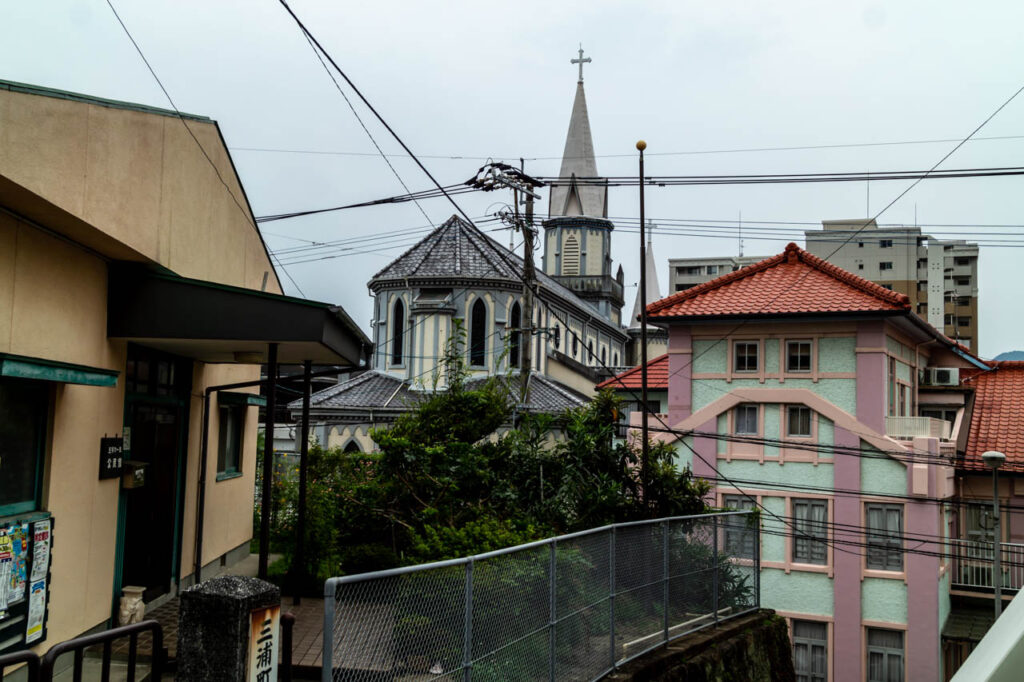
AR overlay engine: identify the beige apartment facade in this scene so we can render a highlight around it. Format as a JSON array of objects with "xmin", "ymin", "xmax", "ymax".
[
  {"xmin": 804, "ymin": 219, "xmax": 979, "ymax": 350},
  {"xmin": 0, "ymin": 80, "xmax": 366, "ymax": 655}
]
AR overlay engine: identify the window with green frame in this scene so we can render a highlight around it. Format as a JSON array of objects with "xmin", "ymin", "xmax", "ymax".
[
  {"xmin": 0, "ymin": 377, "xmax": 48, "ymax": 516},
  {"xmin": 217, "ymin": 403, "xmax": 245, "ymax": 477}
]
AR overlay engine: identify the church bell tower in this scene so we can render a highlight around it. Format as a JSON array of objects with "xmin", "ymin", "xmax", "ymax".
[{"xmin": 542, "ymin": 47, "xmax": 624, "ymax": 326}]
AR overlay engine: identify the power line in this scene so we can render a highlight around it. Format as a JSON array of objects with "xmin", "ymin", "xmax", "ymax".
[
  {"xmin": 103, "ymin": 0, "xmax": 306, "ymax": 297},
  {"xmin": 295, "ymin": 29, "xmax": 434, "ymax": 228},
  {"xmin": 276, "ymin": 0, "xmax": 477, "ymax": 228},
  {"xmin": 610, "ymin": 78, "xmax": 1024, "ymax": 434},
  {"xmin": 228, "ymin": 133, "xmax": 1024, "ymax": 162},
  {"xmin": 538, "ymin": 165, "xmax": 1024, "ymax": 186},
  {"xmin": 254, "ymin": 164, "xmax": 1024, "ymax": 224}
]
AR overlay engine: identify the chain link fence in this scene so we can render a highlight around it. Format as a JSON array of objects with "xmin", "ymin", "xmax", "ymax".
[{"xmin": 322, "ymin": 511, "xmax": 759, "ymax": 681}]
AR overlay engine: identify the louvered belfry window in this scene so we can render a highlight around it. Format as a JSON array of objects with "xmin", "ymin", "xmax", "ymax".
[{"xmin": 562, "ymin": 234, "xmax": 580, "ymax": 275}]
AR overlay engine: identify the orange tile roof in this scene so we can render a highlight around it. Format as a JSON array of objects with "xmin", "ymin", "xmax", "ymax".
[
  {"xmin": 597, "ymin": 354, "xmax": 669, "ymax": 390},
  {"xmin": 962, "ymin": 361, "xmax": 1024, "ymax": 470},
  {"xmin": 647, "ymin": 243, "xmax": 911, "ymax": 319}
]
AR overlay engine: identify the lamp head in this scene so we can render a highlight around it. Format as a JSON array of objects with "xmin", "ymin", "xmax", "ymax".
[{"xmin": 982, "ymin": 450, "xmax": 1006, "ymax": 470}]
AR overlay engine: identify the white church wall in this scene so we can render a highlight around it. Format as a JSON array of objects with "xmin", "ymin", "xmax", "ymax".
[{"xmin": 586, "ymin": 228, "xmax": 603, "ymax": 275}]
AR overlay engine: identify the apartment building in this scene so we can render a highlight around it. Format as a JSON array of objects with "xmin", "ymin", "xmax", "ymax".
[
  {"xmin": 804, "ymin": 220, "xmax": 979, "ymax": 350},
  {"xmin": 607, "ymin": 242, "xmax": 989, "ymax": 681},
  {"xmin": 668, "ymin": 255, "xmax": 764, "ymax": 293}
]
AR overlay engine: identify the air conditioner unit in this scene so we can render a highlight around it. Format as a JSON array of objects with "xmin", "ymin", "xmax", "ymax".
[{"xmin": 923, "ymin": 367, "xmax": 959, "ymax": 386}]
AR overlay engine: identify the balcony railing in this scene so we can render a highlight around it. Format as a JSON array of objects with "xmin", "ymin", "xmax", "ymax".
[
  {"xmin": 555, "ymin": 275, "xmax": 625, "ymax": 304},
  {"xmin": 885, "ymin": 415, "xmax": 952, "ymax": 441},
  {"xmin": 950, "ymin": 540, "xmax": 1024, "ymax": 592}
]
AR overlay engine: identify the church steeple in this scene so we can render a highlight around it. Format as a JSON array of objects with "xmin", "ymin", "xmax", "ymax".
[
  {"xmin": 542, "ymin": 48, "xmax": 622, "ymax": 327},
  {"xmin": 548, "ymin": 47, "xmax": 607, "ymax": 219},
  {"xmin": 629, "ymin": 224, "xmax": 662, "ymax": 329}
]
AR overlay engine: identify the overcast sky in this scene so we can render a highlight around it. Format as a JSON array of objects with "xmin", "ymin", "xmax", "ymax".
[{"xmin": 3, "ymin": 1, "xmax": 1023, "ymax": 358}]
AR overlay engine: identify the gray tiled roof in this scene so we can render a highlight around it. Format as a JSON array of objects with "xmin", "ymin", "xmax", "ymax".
[
  {"xmin": 291, "ymin": 369, "xmax": 588, "ymax": 416},
  {"xmin": 370, "ymin": 215, "xmax": 616, "ymax": 331}
]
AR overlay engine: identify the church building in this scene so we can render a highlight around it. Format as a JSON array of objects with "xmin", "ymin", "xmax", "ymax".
[{"xmin": 294, "ymin": 53, "xmax": 635, "ymax": 452}]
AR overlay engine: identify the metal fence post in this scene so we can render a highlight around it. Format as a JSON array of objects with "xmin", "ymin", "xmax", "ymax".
[
  {"xmin": 712, "ymin": 516, "xmax": 719, "ymax": 627},
  {"xmin": 549, "ymin": 540, "xmax": 557, "ymax": 682},
  {"xmin": 463, "ymin": 560, "xmax": 474, "ymax": 682},
  {"xmin": 609, "ymin": 526, "xmax": 617, "ymax": 671},
  {"xmin": 662, "ymin": 520, "xmax": 670, "ymax": 643},
  {"xmin": 321, "ymin": 580, "xmax": 335, "ymax": 682}
]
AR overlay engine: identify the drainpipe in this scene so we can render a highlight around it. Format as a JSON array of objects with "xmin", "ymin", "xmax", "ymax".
[
  {"xmin": 194, "ymin": 363, "xmax": 340, "ymax": 586},
  {"xmin": 258, "ymin": 344, "xmax": 279, "ymax": 580},
  {"xmin": 195, "ymin": 386, "xmax": 212, "ymax": 586},
  {"xmin": 293, "ymin": 361, "xmax": 312, "ymax": 605}
]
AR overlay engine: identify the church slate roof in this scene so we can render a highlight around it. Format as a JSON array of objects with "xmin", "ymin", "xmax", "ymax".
[
  {"xmin": 370, "ymin": 215, "xmax": 625, "ymax": 338},
  {"xmin": 290, "ymin": 368, "xmax": 589, "ymax": 417}
]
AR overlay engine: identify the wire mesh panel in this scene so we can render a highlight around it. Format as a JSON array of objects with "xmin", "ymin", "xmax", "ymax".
[
  {"xmin": 554, "ymin": 530, "xmax": 613, "ymax": 682},
  {"xmin": 613, "ymin": 522, "xmax": 667, "ymax": 663},
  {"xmin": 471, "ymin": 545, "xmax": 551, "ymax": 681},
  {"xmin": 323, "ymin": 511, "xmax": 758, "ymax": 682}
]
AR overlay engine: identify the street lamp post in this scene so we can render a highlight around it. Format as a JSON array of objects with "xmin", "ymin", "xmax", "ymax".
[{"xmin": 982, "ymin": 450, "xmax": 1006, "ymax": 618}]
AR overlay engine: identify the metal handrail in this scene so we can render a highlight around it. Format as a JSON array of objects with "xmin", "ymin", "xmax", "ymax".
[
  {"xmin": 39, "ymin": 619, "xmax": 164, "ymax": 682},
  {"xmin": 0, "ymin": 649, "xmax": 40, "ymax": 681}
]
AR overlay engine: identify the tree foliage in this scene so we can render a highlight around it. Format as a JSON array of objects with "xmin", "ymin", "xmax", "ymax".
[{"xmin": 265, "ymin": 327, "xmax": 711, "ymax": 587}]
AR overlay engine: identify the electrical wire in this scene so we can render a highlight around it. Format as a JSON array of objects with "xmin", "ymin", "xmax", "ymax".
[
  {"xmin": 228, "ymin": 133, "xmax": 1024, "ymax": 162},
  {"xmin": 103, "ymin": 0, "xmax": 307, "ymax": 297}
]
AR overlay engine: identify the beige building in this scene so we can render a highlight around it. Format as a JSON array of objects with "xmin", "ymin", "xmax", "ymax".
[
  {"xmin": 805, "ymin": 219, "xmax": 979, "ymax": 350},
  {"xmin": 0, "ymin": 80, "xmax": 366, "ymax": 655},
  {"xmin": 667, "ymin": 255, "xmax": 765, "ymax": 293}
]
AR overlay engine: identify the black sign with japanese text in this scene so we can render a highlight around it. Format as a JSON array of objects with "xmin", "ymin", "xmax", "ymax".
[{"xmin": 99, "ymin": 437, "xmax": 124, "ymax": 479}]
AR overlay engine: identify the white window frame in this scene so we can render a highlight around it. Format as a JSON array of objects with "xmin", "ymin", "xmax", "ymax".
[
  {"xmin": 734, "ymin": 404, "xmax": 759, "ymax": 436},
  {"xmin": 734, "ymin": 341, "xmax": 759, "ymax": 373},
  {"xmin": 786, "ymin": 340, "xmax": 812, "ymax": 373}
]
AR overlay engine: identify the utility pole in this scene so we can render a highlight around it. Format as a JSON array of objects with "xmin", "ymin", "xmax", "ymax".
[
  {"xmin": 637, "ymin": 140, "xmax": 650, "ymax": 511},
  {"xmin": 520, "ymin": 163, "xmax": 536, "ymax": 403},
  {"xmin": 466, "ymin": 162, "xmax": 545, "ymax": 403}
]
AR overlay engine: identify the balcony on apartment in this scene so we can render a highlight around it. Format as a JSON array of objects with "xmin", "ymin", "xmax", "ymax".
[
  {"xmin": 885, "ymin": 415, "xmax": 953, "ymax": 441},
  {"xmin": 950, "ymin": 540, "xmax": 1024, "ymax": 595}
]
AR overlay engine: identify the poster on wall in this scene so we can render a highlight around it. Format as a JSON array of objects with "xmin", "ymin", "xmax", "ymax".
[
  {"xmin": 6, "ymin": 523, "xmax": 29, "ymax": 603},
  {"xmin": 25, "ymin": 580, "xmax": 45, "ymax": 643},
  {"xmin": 0, "ymin": 530, "xmax": 11, "ymax": 616},
  {"xmin": 30, "ymin": 520, "xmax": 51, "ymax": 582}
]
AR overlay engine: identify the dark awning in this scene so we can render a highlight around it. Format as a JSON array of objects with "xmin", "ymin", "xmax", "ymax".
[
  {"xmin": 942, "ymin": 607, "xmax": 994, "ymax": 643},
  {"xmin": 107, "ymin": 266, "xmax": 370, "ymax": 365}
]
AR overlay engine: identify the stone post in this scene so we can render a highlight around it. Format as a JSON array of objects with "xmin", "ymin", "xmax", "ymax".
[{"xmin": 177, "ymin": 576, "xmax": 281, "ymax": 682}]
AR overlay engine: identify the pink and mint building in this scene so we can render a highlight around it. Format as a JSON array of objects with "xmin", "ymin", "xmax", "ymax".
[{"xmin": 607, "ymin": 243, "xmax": 992, "ymax": 681}]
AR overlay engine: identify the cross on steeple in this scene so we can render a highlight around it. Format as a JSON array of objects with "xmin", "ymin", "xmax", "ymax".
[{"xmin": 571, "ymin": 45, "xmax": 591, "ymax": 83}]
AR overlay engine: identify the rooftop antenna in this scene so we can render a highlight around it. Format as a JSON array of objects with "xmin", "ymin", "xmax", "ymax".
[{"xmin": 738, "ymin": 210, "xmax": 744, "ymax": 257}]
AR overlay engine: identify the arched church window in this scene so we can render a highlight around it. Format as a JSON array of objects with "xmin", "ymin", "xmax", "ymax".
[
  {"xmin": 588, "ymin": 340, "xmax": 594, "ymax": 362},
  {"xmin": 613, "ymin": 352, "xmax": 619, "ymax": 366},
  {"xmin": 470, "ymin": 298, "xmax": 487, "ymax": 367},
  {"xmin": 601, "ymin": 347, "xmax": 606, "ymax": 365},
  {"xmin": 572, "ymin": 333, "xmax": 578, "ymax": 357},
  {"xmin": 344, "ymin": 440, "xmax": 361, "ymax": 454},
  {"xmin": 391, "ymin": 299, "xmax": 405, "ymax": 365},
  {"xmin": 510, "ymin": 302, "xmax": 521, "ymax": 368},
  {"xmin": 563, "ymin": 234, "xmax": 580, "ymax": 275}
]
